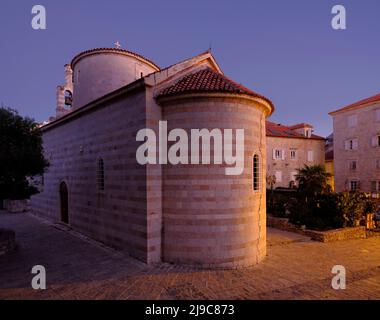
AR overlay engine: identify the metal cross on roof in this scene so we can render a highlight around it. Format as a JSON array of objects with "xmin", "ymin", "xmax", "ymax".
[{"xmin": 114, "ymin": 41, "xmax": 121, "ymax": 49}]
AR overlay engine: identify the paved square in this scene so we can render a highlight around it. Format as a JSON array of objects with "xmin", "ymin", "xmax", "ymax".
[{"xmin": 0, "ymin": 211, "xmax": 379, "ymax": 300}]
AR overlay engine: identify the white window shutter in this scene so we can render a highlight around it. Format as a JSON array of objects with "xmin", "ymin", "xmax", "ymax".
[
  {"xmin": 344, "ymin": 140, "xmax": 349, "ymax": 150},
  {"xmin": 272, "ymin": 149, "xmax": 276, "ymax": 160},
  {"xmin": 353, "ymin": 139, "xmax": 358, "ymax": 150},
  {"xmin": 275, "ymin": 171, "xmax": 282, "ymax": 182},
  {"xmin": 281, "ymin": 150, "xmax": 285, "ymax": 160},
  {"xmin": 372, "ymin": 136, "xmax": 378, "ymax": 147},
  {"xmin": 307, "ymin": 150, "xmax": 314, "ymax": 162}
]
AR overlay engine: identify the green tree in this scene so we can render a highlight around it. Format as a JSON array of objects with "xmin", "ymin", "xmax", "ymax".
[
  {"xmin": 296, "ymin": 164, "xmax": 332, "ymax": 201},
  {"xmin": 0, "ymin": 108, "xmax": 49, "ymax": 200}
]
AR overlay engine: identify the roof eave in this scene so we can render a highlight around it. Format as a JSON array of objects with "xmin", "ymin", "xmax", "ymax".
[{"xmin": 156, "ymin": 92, "xmax": 274, "ymax": 116}]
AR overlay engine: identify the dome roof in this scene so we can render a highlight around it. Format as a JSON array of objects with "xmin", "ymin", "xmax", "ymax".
[
  {"xmin": 156, "ymin": 67, "xmax": 274, "ymax": 113},
  {"xmin": 70, "ymin": 47, "xmax": 160, "ymax": 71}
]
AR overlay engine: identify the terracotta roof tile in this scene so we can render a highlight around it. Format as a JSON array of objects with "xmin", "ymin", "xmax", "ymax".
[
  {"xmin": 156, "ymin": 68, "xmax": 274, "ymax": 111},
  {"xmin": 266, "ymin": 121, "xmax": 325, "ymax": 140}
]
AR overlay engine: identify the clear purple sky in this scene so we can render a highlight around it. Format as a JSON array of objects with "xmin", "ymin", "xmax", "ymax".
[{"xmin": 1, "ymin": 0, "xmax": 380, "ymax": 136}]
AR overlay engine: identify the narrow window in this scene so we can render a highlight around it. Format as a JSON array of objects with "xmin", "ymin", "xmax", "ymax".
[
  {"xmin": 253, "ymin": 154, "xmax": 260, "ymax": 191},
  {"xmin": 376, "ymin": 159, "xmax": 380, "ymax": 170},
  {"xmin": 371, "ymin": 135, "xmax": 380, "ymax": 147},
  {"xmin": 350, "ymin": 180, "xmax": 360, "ymax": 191},
  {"xmin": 307, "ymin": 150, "xmax": 314, "ymax": 162},
  {"xmin": 376, "ymin": 109, "xmax": 380, "ymax": 122},
  {"xmin": 290, "ymin": 149, "xmax": 297, "ymax": 160},
  {"xmin": 273, "ymin": 149, "xmax": 283, "ymax": 160},
  {"xmin": 349, "ymin": 160, "xmax": 357, "ymax": 171},
  {"xmin": 347, "ymin": 114, "xmax": 357, "ymax": 127},
  {"xmin": 64, "ymin": 90, "xmax": 72, "ymax": 108},
  {"xmin": 97, "ymin": 158, "xmax": 105, "ymax": 191},
  {"xmin": 275, "ymin": 170, "xmax": 282, "ymax": 183}
]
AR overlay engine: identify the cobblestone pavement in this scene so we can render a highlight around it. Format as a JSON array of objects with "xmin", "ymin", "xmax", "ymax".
[{"xmin": 1, "ymin": 211, "xmax": 380, "ymax": 300}]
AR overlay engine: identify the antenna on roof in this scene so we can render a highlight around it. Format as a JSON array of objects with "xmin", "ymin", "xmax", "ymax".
[{"xmin": 208, "ymin": 42, "xmax": 212, "ymax": 53}]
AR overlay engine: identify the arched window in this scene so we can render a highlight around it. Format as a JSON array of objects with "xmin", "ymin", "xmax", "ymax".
[
  {"xmin": 97, "ymin": 158, "xmax": 105, "ymax": 191},
  {"xmin": 253, "ymin": 154, "xmax": 260, "ymax": 191}
]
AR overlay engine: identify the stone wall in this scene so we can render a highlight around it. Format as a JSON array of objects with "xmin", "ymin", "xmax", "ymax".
[
  {"xmin": 268, "ymin": 215, "xmax": 367, "ymax": 242},
  {"xmin": 303, "ymin": 227, "xmax": 367, "ymax": 242},
  {"xmin": 31, "ymin": 86, "xmax": 153, "ymax": 262},
  {"xmin": 3, "ymin": 200, "xmax": 28, "ymax": 213},
  {"xmin": 160, "ymin": 94, "xmax": 269, "ymax": 268}
]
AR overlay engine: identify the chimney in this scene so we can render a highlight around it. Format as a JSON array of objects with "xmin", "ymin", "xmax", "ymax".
[{"xmin": 290, "ymin": 123, "xmax": 313, "ymax": 138}]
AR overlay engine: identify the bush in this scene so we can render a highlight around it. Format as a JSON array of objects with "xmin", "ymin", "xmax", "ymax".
[
  {"xmin": 287, "ymin": 191, "xmax": 376, "ymax": 231},
  {"xmin": 267, "ymin": 190, "xmax": 297, "ymax": 218}
]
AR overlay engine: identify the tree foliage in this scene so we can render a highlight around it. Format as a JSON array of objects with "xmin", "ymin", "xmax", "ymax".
[
  {"xmin": 0, "ymin": 108, "xmax": 49, "ymax": 200},
  {"xmin": 296, "ymin": 164, "xmax": 332, "ymax": 200}
]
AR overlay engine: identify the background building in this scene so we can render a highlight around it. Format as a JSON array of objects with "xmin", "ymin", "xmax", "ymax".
[
  {"xmin": 266, "ymin": 121, "xmax": 325, "ymax": 188},
  {"xmin": 329, "ymin": 93, "xmax": 380, "ymax": 192}
]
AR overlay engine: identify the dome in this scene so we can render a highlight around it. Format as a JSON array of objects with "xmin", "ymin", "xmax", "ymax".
[{"xmin": 71, "ymin": 48, "xmax": 160, "ymax": 109}]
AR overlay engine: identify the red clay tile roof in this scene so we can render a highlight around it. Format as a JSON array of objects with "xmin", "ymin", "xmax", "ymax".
[
  {"xmin": 266, "ymin": 121, "xmax": 325, "ymax": 140},
  {"xmin": 156, "ymin": 67, "xmax": 274, "ymax": 112},
  {"xmin": 71, "ymin": 48, "xmax": 160, "ymax": 71},
  {"xmin": 329, "ymin": 92, "xmax": 380, "ymax": 115}
]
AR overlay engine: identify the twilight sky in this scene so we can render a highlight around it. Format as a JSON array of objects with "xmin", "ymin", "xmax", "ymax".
[{"xmin": 1, "ymin": 0, "xmax": 379, "ymax": 136}]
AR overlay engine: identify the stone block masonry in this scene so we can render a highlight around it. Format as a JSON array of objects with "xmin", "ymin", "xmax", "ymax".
[{"xmin": 0, "ymin": 229, "xmax": 16, "ymax": 256}]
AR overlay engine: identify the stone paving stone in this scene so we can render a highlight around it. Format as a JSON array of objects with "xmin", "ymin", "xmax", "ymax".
[{"xmin": 1, "ymin": 211, "xmax": 380, "ymax": 300}]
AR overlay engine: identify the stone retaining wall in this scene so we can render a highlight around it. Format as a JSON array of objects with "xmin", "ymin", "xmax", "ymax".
[
  {"xmin": 0, "ymin": 229, "xmax": 16, "ymax": 256},
  {"xmin": 3, "ymin": 200, "xmax": 28, "ymax": 213},
  {"xmin": 267, "ymin": 215, "xmax": 367, "ymax": 243}
]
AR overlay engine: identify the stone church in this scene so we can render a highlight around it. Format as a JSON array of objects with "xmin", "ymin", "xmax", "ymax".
[{"xmin": 31, "ymin": 47, "xmax": 274, "ymax": 268}]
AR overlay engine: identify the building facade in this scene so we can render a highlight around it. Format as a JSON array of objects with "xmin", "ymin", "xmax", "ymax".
[
  {"xmin": 329, "ymin": 93, "xmax": 380, "ymax": 192},
  {"xmin": 31, "ymin": 47, "xmax": 274, "ymax": 268},
  {"xmin": 266, "ymin": 122, "xmax": 325, "ymax": 188}
]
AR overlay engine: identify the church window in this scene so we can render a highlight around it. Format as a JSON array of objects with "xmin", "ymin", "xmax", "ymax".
[
  {"xmin": 97, "ymin": 158, "xmax": 105, "ymax": 191},
  {"xmin": 253, "ymin": 154, "xmax": 260, "ymax": 191}
]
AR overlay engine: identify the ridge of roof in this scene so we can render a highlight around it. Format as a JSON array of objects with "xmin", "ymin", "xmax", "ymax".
[
  {"xmin": 329, "ymin": 92, "xmax": 380, "ymax": 115},
  {"xmin": 70, "ymin": 47, "xmax": 160, "ymax": 70},
  {"xmin": 288, "ymin": 123, "xmax": 313, "ymax": 130}
]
